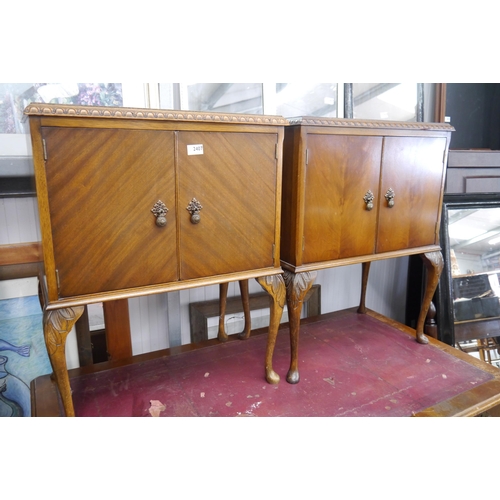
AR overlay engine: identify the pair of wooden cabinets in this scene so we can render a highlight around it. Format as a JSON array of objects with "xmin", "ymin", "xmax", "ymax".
[{"xmin": 25, "ymin": 105, "xmax": 453, "ymax": 415}]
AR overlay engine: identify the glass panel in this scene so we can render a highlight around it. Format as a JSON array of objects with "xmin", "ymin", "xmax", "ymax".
[
  {"xmin": 275, "ymin": 83, "xmax": 337, "ymax": 118},
  {"xmin": 353, "ymin": 83, "xmax": 417, "ymax": 121},
  {"xmin": 179, "ymin": 83, "xmax": 263, "ymax": 114},
  {"xmin": 0, "ymin": 83, "xmax": 123, "ymax": 135},
  {"xmin": 159, "ymin": 83, "xmax": 175, "ymax": 109}
]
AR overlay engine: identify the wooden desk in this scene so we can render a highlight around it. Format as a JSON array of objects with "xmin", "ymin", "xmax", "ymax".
[
  {"xmin": 30, "ymin": 309, "xmax": 500, "ymax": 417},
  {"xmin": 25, "ymin": 104, "xmax": 287, "ymax": 416}
]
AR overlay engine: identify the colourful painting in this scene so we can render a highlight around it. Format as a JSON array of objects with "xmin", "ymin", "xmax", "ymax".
[
  {"xmin": 0, "ymin": 295, "xmax": 51, "ymax": 417},
  {"xmin": 0, "ymin": 83, "xmax": 123, "ymax": 135}
]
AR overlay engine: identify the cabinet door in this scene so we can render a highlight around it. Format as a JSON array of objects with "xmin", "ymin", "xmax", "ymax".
[
  {"xmin": 42, "ymin": 127, "xmax": 177, "ymax": 297},
  {"xmin": 178, "ymin": 131, "xmax": 278, "ymax": 279},
  {"xmin": 302, "ymin": 134, "xmax": 383, "ymax": 264},
  {"xmin": 377, "ymin": 136, "xmax": 447, "ymax": 253}
]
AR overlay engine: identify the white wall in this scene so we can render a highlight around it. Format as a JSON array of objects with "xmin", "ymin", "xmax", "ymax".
[
  {"xmin": 127, "ymin": 257, "xmax": 409, "ymax": 357},
  {"xmin": 0, "ymin": 197, "xmax": 41, "ymax": 244}
]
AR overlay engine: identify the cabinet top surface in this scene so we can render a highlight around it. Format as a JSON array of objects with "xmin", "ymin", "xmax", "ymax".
[
  {"xmin": 24, "ymin": 103, "xmax": 289, "ymax": 126},
  {"xmin": 287, "ymin": 116, "xmax": 455, "ymax": 131}
]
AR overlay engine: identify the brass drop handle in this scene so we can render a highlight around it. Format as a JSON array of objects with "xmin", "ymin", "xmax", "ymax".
[
  {"xmin": 385, "ymin": 188, "xmax": 395, "ymax": 208},
  {"xmin": 363, "ymin": 190, "xmax": 374, "ymax": 211},
  {"xmin": 151, "ymin": 200, "xmax": 169, "ymax": 227},
  {"xmin": 186, "ymin": 198, "xmax": 203, "ymax": 224}
]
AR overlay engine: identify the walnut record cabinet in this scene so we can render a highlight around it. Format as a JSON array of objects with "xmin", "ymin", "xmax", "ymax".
[
  {"xmin": 25, "ymin": 104, "xmax": 287, "ymax": 416},
  {"xmin": 270, "ymin": 117, "xmax": 454, "ymax": 386}
]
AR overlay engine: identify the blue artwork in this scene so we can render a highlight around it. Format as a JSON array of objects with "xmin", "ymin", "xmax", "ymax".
[{"xmin": 0, "ymin": 296, "xmax": 52, "ymax": 417}]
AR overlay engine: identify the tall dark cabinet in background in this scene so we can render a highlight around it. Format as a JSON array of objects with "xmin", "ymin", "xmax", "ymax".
[
  {"xmin": 434, "ymin": 83, "xmax": 500, "ymax": 347},
  {"xmin": 445, "ymin": 83, "xmax": 500, "ymax": 151},
  {"xmin": 408, "ymin": 83, "xmax": 500, "ymax": 341}
]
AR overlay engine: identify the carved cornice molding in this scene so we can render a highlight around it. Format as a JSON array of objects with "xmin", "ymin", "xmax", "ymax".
[
  {"xmin": 24, "ymin": 105, "xmax": 454, "ymax": 130},
  {"xmin": 24, "ymin": 104, "xmax": 289, "ymax": 126},
  {"xmin": 287, "ymin": 116, "xmax": 455, "ymax": 131}
]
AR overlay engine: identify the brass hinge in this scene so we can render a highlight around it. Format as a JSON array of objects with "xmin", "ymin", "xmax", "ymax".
[
  {"xmin": 302, "ymin": 236, "xmax": 305, "ymax": 251},
  {"xmin": 305, "ymin": 149, "xmax": 309, "ymax": 165},
  {"xmin": 55, "ymin": 269, "xmax": 60, "ymax": 293},
  {"xmin": 42, "ymin": 139, "xmax": 48, "ymax": 161},
  {"xmin": 275, "ymin": 143, "xmax": 278, "ymax": 160}
]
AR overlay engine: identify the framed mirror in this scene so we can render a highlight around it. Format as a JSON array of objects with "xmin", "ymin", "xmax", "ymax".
[{"xmin": 437, "ymin": 193, "xmax": 500, "ymax": 366}]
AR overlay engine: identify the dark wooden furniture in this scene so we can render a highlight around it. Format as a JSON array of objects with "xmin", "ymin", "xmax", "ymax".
[
  {"xmin": 273, "ymin": 117, "xmax": 454, "ymax": 384},
  {"xmin": 444, "ymin": 83, "xmax": 500, "ymax": 151},
  {"xmin": 25, "ymin": 103, "xmax": 288, "ymax": 416},
  {"xmin": 455, "ymin": 317, "xmax": 500, "ymax": 343},
  {"xmin": 446, "ymin": 150, "xmax": 500, "ymax": 194}
]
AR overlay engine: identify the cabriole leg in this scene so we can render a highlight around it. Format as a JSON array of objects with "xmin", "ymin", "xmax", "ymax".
[
  {"xmin": 283, "ymin": 270, "xmax": 317, "ymax": 384},
  {"xmin": 256, "ymin": 274, "xmax": 286, "ymax": 385},
  {"xmin": 357, "ymin": 261, "xmax": 371, "ymax": 314},
  {"xmin": 416, "ymin": 251, "xmax": 444, "ymax": 344},
  {"xmin": 218, "ymin": 280, "xmax": 251, "ymax": 342},
  {"xmin": 237, "ymin": 280, "xmax": 251, "ymax": 340},
  {"xmin": 43, "ymin": 306, "xmax": 85, "ymax": 417},
  {"xmin": 218, "ymin": 282, "xmax": 229, "ymax": 342}
]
